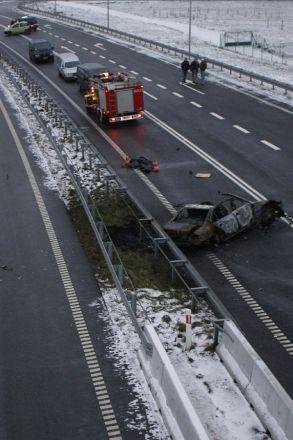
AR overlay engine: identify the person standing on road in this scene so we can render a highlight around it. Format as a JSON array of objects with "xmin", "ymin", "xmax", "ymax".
[
  {"xmin": 181, "ymin": 58, "xmax": 190, "ymax": 83},
  {"xmin": 199, "ymin": 58, "xmax": 207, "ymax": 84},
  {"xmin": 190, "ymin": 58, "xmax": 199, "ymax": 84}
]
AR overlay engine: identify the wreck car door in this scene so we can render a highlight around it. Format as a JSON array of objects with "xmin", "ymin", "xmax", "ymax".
[
  {"xmin": 234, "ymin": 203, "xmax": 253, "ymax": 228},
  {"xmin": 214, "ymin": 203, "xmax": 253, "ymax": 237},
  {"xmin": 214, "ymin": 212, "xmax": 239, "ymax": 237}
]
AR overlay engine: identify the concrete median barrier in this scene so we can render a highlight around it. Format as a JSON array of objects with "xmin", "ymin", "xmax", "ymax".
[
  {"xmin": 138, "ymin": 325, "xmax": 210, "ymax": 440},
  {"xmin": 216, "ymin": 320, "xmax": 293, "ymax": 440}
]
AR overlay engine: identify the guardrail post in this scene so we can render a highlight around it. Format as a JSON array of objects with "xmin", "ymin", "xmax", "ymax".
[
  {"xmin": 130, "ymin": 292, "xmax": 137, "ymax": 315},
  {"xmin": 75, "ymin": 137, "xmax": 79, "ymax": 152},
  {"xmin": 170, "ymin": 259, "xmax": 187, "ymax": 284},
  {"xmin": 139, "ymin": 218, "xmax": 152, "ymax": 242},
  {"xmin": 153, "ymin": 237, "xmax": 168, "ymax": 258},
  {"xmin": 88, "ymin": 153, "xmax": 93, "ymax": 170},
  {"xmin": 105, "ymin": 241, "xmax": 113, "ymax": 261},
  {"xmin": 115, "ymin": 264, "xmax": 124, "ymax": 285}
]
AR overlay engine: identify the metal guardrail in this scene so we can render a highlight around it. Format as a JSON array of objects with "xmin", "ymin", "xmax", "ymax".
[
  {"xmin": 20, "ymin": 4, "xmax": 293, "ymax": 95},
  {"xmin": 0, "ymin": 45, "xmax": 232, "ymax": 349}
]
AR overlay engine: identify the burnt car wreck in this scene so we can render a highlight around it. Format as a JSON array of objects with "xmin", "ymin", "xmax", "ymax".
[{"xmin": 164, "ymin": 193, "xmax": 284, "ymax": 246}]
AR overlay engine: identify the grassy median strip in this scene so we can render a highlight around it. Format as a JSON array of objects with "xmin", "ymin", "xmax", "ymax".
[{"xmin": 68, "ymin": 188, "xmax": 185, "ymax": 293}]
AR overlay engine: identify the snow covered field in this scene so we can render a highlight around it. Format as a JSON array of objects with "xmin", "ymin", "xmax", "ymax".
[
  {"xmin": 0, "ymin": 60, "xmax": 269, "ymax": 439},
  {"xmin": 34, "ymin": 1, "xmax": 293, "ymax": 84}
]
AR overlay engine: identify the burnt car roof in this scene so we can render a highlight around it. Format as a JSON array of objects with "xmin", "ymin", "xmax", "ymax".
[
  {"xmin": 183, "ymin": 204, "xmax": 214, "ymax": 209},
  {"xmin": 164, "ymin": 195, "xmax": 284, "ymax": 247}
]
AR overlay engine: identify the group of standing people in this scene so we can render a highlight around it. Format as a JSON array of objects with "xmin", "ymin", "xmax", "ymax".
[{"xmin": 181, "ymin": 58, "xmax": 207, "ymax": 85}]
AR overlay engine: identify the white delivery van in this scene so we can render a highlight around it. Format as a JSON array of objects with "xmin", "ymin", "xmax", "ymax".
[{"xmin": 56, "ymin": 52, "xmax": 80, "ymax": 80}]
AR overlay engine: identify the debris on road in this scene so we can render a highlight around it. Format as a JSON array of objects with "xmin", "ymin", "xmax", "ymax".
[
  {"xmin": 1, "ymin": 265, "xmax": 13, "ymax": 271},
  {"xmin": 196, "ymin": 172, "xmax": 211, "ymax": 178}
]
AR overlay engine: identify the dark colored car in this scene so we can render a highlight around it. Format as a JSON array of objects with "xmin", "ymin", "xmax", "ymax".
[
  {"xmin": 21, "ymin": 16, "xmax": 38, "ymax": 30},
  {"xmin": 164, "ymin": 193, "xmax": 284, "ymax": 246},
  {"xmin": 29, "ymin": 39, "xmax": 54, "ymax": 63},
  {"xmin": 12, "ymin": 15, "xmax": 39, "ymax": 31},
  {"xmin": 76, "ymin": 63, "xmax": 108, "ymax": 93}
]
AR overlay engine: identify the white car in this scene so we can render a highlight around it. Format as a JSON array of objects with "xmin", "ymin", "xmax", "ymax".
[{"xmin": 56, "ymin": 52, "xmax": 80, "ymax": 80}]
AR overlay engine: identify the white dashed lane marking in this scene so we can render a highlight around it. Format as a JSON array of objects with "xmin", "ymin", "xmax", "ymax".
[
  {"xmin": 99, "ymin": 55, "xmax": 106, "ymax": 59},
  {"xmin": 156, "ymin": 84, "xmax": 167, "ymax": 89},
  {"xmin": 210, "ymin": 112, "xmax": 225, "ymax": 120},
  {"xmin": 0, "ymin": 101, "xmax": 123, "ymax": 439},
  {"xmin": 260, "ymin": 139, "xmax": 280, "ymax": 151},
  {"xmin": 119, "ymin": 64, "xmax": 126, "ymax": 69},
  {"xmin": 130, "ymin": 70, "xmax": 138, "ymax": 75},
  {"xmin": 90, "ymin": 51, "xmax": 96, "ymax": 55},
  {"xmin": 54, "ymin": 34, "xmax": 59, "ymax": 38},
  {"xmin": 172, "ymin": 92, "xmax": 183, "ymax": 98},
  {"xmin": 94, "ymin": 43, "xmax": 106, "ymax": 51},
  {"xmin": 82, "ymin": 47, "xmax": 88, "ymax": 51},
  {"xmin": 60, "ymin": 37, "xmax": 66, "ymax": 41},
  {"xmin": 207, "ymin": 253, "xmax": 293, "ymax": 356},
  {"xmin": 67, "ymin": 40, "xmax": 73, "ymax": 44},
  {"xmin": 109, "ymin": 59, "xmax": 116, "ymax": 64},
  {"xmin": 143, "ymin": 76, "xmax": 152, "ymax": 82},
  {"xmin": 144, "ymin": 91, "xmax": 158, "ymax": 100},
  {"xmin": 233, "ymin": 124, "xmax": 250, "ymax": 134},
  {"xmin": 74, "ymin": 43, "xmax": 80, "ymax": 47},
  {"xmin": 190, "ymin": 101, "xmax": 202, "ymax": 108}
]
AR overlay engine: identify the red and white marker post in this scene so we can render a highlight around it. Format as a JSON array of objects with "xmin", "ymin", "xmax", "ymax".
[{"xmin": 185, "ymin": 312, "xmax": 192, "ymax": 351}]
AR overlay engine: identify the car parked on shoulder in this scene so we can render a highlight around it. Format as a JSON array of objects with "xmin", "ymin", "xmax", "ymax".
[
  {"xmin": 4, "ymin": 21, "xmax": 31, "ymax": 36},
  {"xmin": 56, "ymin": 52, "xmax": 80, "ymax": 80},
  {"xmin": 164, "ymin": 193, "xmax": 284, "ymax": 247},
  {"xmin": 29, "ymin": 39, "xmax": 54, "ymax": 63},
  {"xmin": 76, "ymin": 63, "xmax": 108, "ymax": 93}
]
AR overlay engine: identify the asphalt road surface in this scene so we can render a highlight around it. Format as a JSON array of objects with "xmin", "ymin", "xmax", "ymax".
[
  {"xmin": 0, "ymin": 92, "xmax": 164, "ymax": 439},
  {"xmin": 0, "ymin": 0, "xmax": 292, "ymax": 407}
]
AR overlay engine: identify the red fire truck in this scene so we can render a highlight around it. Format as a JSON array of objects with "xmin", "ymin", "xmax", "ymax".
[{"xmin": 84, "ymin": 71, "xmax": 144, "ymax": 124}]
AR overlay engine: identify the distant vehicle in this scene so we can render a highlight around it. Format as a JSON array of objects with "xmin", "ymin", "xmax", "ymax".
[
  {"xmin": 56, "ymin": 52, "xmax": 80, "ymax": 80},
  {"xmin": 164, "ymin": 193, "xmax": 284, "ymax": 247},
  {"xmin": 4, "ymin": 21, "xmax": 31, "ymax": 36},
  {"xmin": 83, "ymin": 71, "xmax": 144, "ymax": 124},
  {"xmin": 76, "ymin": 63, "xmax": 108, "ymax": 93},
  {"xmin": 19, "ymin": 16, "xmax": 39, "ymax": 31},
  {"xmin": 29, "ymin": 39, "xmax": 54, "ymax": 63}
]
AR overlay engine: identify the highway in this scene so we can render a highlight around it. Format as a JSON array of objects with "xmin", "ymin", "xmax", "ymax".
[
  {"xmin": 0, "ymin": 0, "xmax": 292, "ymax": 424},
  {"xmin": 0, "ymin": 44, "xmax": 166, "ymax": 440}
]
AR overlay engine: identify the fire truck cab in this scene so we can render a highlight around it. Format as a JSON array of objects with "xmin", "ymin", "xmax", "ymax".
[{"xmin": 84, "ymin": 71, "xmax": 144, "ymax": 124}]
